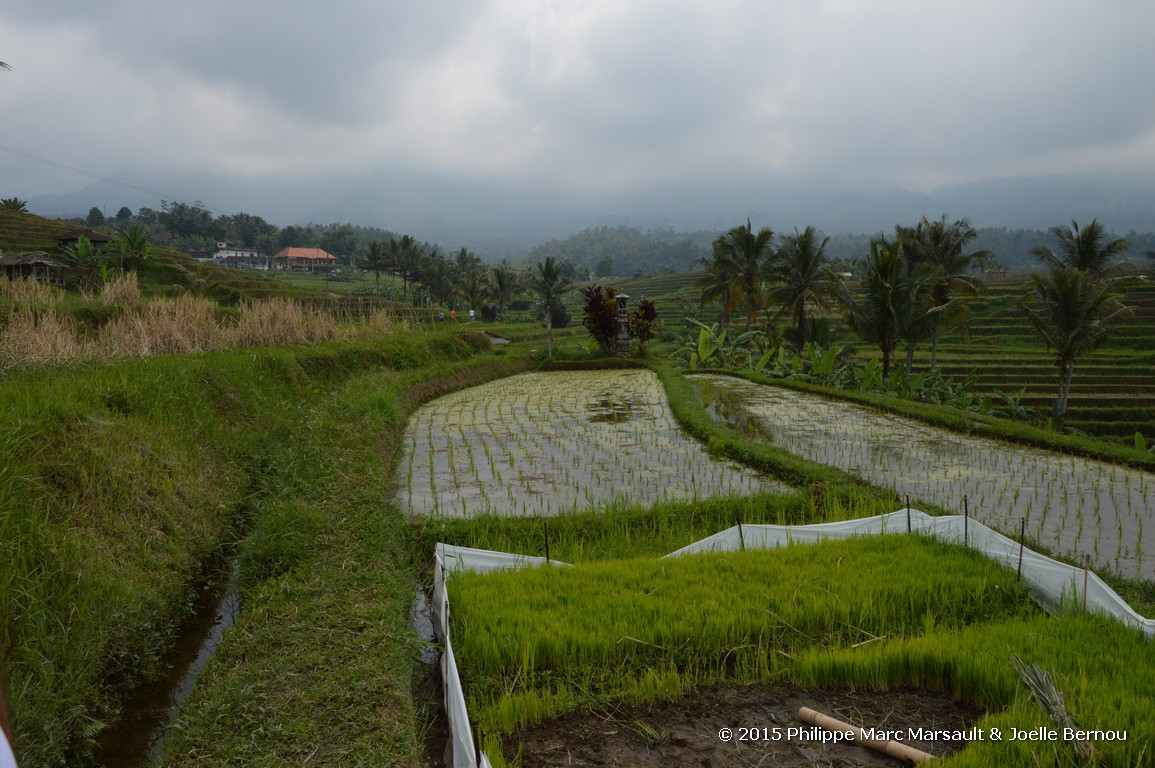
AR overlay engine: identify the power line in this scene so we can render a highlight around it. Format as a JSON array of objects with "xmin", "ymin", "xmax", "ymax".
[{"xmin": 0, "ymin": 143, "xmax": 233, "ymax": 215}]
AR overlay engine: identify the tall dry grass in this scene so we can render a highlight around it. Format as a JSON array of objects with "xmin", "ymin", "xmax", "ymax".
[
  {"xmin": 0, "ymin": 277, "xmax": 403, "ymax": 371},
  {"xmin": 228, "ymin": 298, "xmax": 341, "ymax": 347},
  {"xmin": 98, "ymin": 294, "xmax": 225, "ymax": 357},
  {"xmin": 0, "ymin": 303, "xmax": 82, "ymax": 368},
  {"xmin": 0, "ymin": 275, "xmax": 64, "ymax": 306},
  {"xmin": 97, "ymin": 271, "xmax": 142, "ymax": 305}
]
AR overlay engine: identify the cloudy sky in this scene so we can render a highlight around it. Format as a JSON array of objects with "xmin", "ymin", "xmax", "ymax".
[{"xmin": 3, "ymin": 1, "xmax": 1155, "ymax": 238}]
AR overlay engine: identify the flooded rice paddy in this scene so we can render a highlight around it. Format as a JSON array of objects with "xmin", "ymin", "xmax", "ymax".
[
  {"xmin": 693, "ymin": 374, "xmax": 1155, "ymax": 581},
  {"xmin": 400, "ymin": 370, "xmax": 787, "ymax": 518}
]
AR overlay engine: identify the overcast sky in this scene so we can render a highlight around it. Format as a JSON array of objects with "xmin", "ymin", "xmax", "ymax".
[{"xmin": 4, "ymin": 1, "xmax": 1155, "ymax": 234}]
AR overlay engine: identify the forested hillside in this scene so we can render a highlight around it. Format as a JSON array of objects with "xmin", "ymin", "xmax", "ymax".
[
  {"xmin": 526, "ymin": 226, "xmax": 712, "ymax": 277},
  {"xmin": 528, "ymin": 223, "xmax": 1155, "ymax": 278}
]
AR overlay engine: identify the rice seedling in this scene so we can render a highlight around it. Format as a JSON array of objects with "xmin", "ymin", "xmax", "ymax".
[
  {"xmin": 448, "ymin": 536, "xmax": 1037, "ymax": 749},
  {"xmin": 399, "ymin": 370, "xmax": 789, "ymax": 519},
  {"xmin": 693, "ymin": 374, "xmax": 1155, "ymax": 580},
  {"xmin": 792, "ymin": 612, "xmax": 1154, "ymax": 767}
]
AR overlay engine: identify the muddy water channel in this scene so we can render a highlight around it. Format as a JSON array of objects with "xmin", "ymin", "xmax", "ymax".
[
  {"xmin": 400, "ymin": 370, "xmax": 788, "ymax": 518},
  {"xmin": 694, "ymin": 374, "xmax": 1155, "ymax": 581}
]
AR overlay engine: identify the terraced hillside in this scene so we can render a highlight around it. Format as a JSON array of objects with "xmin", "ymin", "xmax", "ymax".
[
  {"xmin": 933, "ymin": 277, "xmax": 1155, "ymax": 442},
  {"xmin": 0, "ymin": 210, "xmax": 321, "ymax": 302},
  {"xmin": 612, "ymin": 270, "xmax": 1155, "ymax": 443}
]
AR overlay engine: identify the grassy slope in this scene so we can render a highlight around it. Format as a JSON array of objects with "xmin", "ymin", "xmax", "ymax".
[
  {"xmin": 0, "ymin": 329, "xmax": 524, "ymax": 767},
  {"xmin": 156, "ymin": 349, "xmax": 537, "ymax": 766},
  {"xmin": 0, "ymin": 210, "xmax": 321, "ymax": 303}
]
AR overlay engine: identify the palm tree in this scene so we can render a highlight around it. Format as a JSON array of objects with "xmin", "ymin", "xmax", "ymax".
[
  {"xmin": 0, "ymin": 197, "xmax": 28, "ymax": 212},
  {"xmin": 419, "ymin": 248, "xmax": 453, "ymax": 307},
  {"xmin": 489, "ymin": 262, "xmax": 518, "ymax": 318},
  {"xmin": 711, "ymin": 219, "xmax": 776, "ymax": 332},
  {"xmin": 396, "ymin": 235, "xmax": 422, "ymax": 298},
  {"xmin": 459, "ymin": 268, "xmax": 489, "ymax": 315},
  {"xmin": 115, "ymin": 225, "xmax": 152, "ymax": 273},
  {"xmin": 829, "ymin": 238, "xmax": 941, "ymax": 382},
  {"xmin": 1031, "ymin": 219, "xmax": 1128, "ymax": 278},
  {"xmin": 694, "ymin": 253, "xmax": 739, "ymax": 332},
  {"xmin": 63, "ymin": 235, "xmax": 105, "ymax": 290},
  {"xmin": 527, "ymin": 256, "xmax": 573, "ymax": 360},
  {"xmin": 1021, "ymin": 267, "xmax": 1133, "ymax": 423},
  {"xmin": 361, "ymin": 240, "xmax": 389, "ymax": 294},
  {"xmin": 766, "ymin": 226, "xmax": 833, "ymax": 345},
  {"xmin": 904, "ymin": 215, "xmax": 989, "ymax": 368}
]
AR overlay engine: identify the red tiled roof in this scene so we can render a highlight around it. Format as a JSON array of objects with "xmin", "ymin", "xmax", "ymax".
[{"xmin": 274, "ymin": 247, "xmax": 337, "ymax": 261}]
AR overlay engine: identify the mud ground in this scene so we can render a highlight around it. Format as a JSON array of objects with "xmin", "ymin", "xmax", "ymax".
[{"xmin": 498, "ymin": 683, "xmax": 982, "ymax": 767}]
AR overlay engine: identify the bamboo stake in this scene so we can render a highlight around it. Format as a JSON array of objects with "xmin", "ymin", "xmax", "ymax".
[
  {"xmin": 1017, "ymin": 518, "xmax": 1026, "ymax": 580},
  {"xmin": 1082, "ymin": 554, "xmax": 1091, "ymax": 614},
  {"xmin": 963, "ymin": 494, "xmax": 969, "ymax": 546},
  {"xmin": 799, "ymin": 707, "xmax": 935, "ymax": 764}
]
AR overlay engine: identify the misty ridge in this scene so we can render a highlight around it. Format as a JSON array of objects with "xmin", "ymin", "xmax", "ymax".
[{"xmin": 26, "ymin": 170, "xmax": 1155, "ymax": 275}]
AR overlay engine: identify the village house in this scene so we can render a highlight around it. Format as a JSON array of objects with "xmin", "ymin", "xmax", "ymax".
[
  {"xmin": 272, "ymin": 246, "xmax": 338, "ymax": 272},
  {"xmin": 0, "ymin": 251, "xmax": 66, "ymax": 285},
  {"xmin": 214, "ymin": 240, "xmax": 269, "ymax": 269}
]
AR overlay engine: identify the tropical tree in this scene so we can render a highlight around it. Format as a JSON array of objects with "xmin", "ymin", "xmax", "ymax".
[
  {"xmin": 1, "ymin": 197, "xmax": 28, "ymax": 212},
  {"xmin": 395, "ymin": 235, "xmax": 422, "ymax": 298},
  {"xmin": 1031, "ymin": 219, "xmax": 1129, "ymax": 278},
  {"xmin": 711, "ymin": 219, "xmax": 776, "ymax": 332},
  {"xmin": 458, "ymin": 267, "xmax": 489, "ymax": 314},
  {"xmin": 63, "ymin": 235, "xmax": 106, "ymax": 290},
  {"xmin": 489, "ymin": 262, "xmax": 519, "ymax": 318},
  {"xmin": 1020, "ymin": 267, "xmax": 1133, "ymax": 423},
  {"xmin": 903, "ymin": 214, "xmax": 989, "ymax": 368},
  {"xmin": 419, "ymin": 248, "xmax": 453, "ymax": 307},
  {"xmin": 361, "ymin": 240, "xmax": 390, "ymax": 293},
  {"xmin": 528, "ymin": 256, "xmax": 573, "ymax": 360},
  {"xmin": 766, "ymin": 226, "xmax": 833, "ymax": 346},
  {"xmin": 114, "ymin": 225, "xmax": 152, "ymax": 273},
  {"xmin": 581, "ymin": 283, "xmax": 619, "ymax": 354},
  {"xmin": 629, "ymin": 296, "xmax": 659, "ymax": 355},
  {"xmin": 694, "ymin": 253, "xmax": 738, "ymax": 332},
  {"xmin": 829, "ymin": 238, "xmax": 941, "ymax": 382},
  {"xmin": 452, "ymin": 247, "xmax": 482, "ymax": 277}
]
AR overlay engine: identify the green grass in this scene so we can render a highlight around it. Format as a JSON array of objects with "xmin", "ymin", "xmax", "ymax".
[
  {"xmin": 0, "ymin": 329, "xmax": 525, "ymax": 767},
  {"xmin": 154, "ymin": 347, "xmax": 536, "ymax": 767}
]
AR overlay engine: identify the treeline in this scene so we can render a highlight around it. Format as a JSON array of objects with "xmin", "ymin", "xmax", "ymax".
[
  {"xmin": 79, "ymin": 201, "xmax": 419, "ymax": 262},
  {"xmin": 825, "ymin": 226, "xmax": 1155, "ymax": 274}
]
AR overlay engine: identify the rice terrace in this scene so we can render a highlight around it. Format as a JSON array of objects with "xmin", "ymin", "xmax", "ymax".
[{"xmin": 2, "ymin": 208, "xmax": 1155, "ymax": 768}]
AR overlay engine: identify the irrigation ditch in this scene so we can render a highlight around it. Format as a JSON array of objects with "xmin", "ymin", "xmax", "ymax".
[{"xmin": 94, "ymin": 564, "xmax": 241, "ymax": 767}]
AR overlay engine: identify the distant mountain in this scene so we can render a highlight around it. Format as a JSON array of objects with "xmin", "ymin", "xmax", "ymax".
[{"xmin": 27, "ymin": 170, "xmax": 1155, "ymax": 255}]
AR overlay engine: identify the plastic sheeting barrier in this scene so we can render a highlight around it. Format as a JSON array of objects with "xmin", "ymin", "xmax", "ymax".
[
  {"xmin": 433, "ymin": 545, "xmax": 568, "ymax": 768},
  {"xmin": 665, "ymin": 508, "xmax": 1154, "ymax": 638},
  {"xmin": 432, "ymin": 510, "xmax": 1153, "ymax": 767}
]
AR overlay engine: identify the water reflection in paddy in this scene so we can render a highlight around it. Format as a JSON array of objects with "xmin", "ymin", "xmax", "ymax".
[
  {"xmin": 694, "ymin": 373, "xmax": 1155, "ymax": 580},
  {"xmin": 400, "ymin": 370, "xmax": 788, "ymax": 518}
]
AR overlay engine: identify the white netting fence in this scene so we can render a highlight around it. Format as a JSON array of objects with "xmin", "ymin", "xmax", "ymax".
[{"xmin": 431, "ymin": 507, "xmax": 1154, "ymax": 768}]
